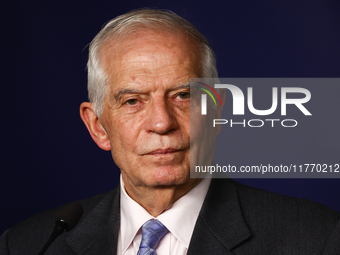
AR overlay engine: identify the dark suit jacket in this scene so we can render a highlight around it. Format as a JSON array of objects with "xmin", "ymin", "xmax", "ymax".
[{"xmin": 1, "ymin": 178, "xmax": 340, "ymax": 254}]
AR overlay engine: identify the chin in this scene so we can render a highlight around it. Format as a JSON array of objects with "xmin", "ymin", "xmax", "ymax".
[{"xmin": 145, "ymin": 166, "xmax": 190, "ymax": 186}]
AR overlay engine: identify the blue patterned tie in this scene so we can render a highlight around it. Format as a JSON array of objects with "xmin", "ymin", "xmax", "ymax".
[{"xmin": 137, "ymin": 219, "xmax": 169, "ymax": 255}]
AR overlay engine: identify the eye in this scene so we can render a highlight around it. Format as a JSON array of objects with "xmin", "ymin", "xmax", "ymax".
[
  {"xmin": 125, "ymin": 99, "xmax": 138, "ymax": 105},
  {"xmin": 177, "ymin": 92, "xmax": 190, "ymax": 99}
]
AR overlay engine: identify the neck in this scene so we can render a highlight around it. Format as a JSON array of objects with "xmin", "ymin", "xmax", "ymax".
[{"xmin": 122, "ymin": 175, "xmax": 202, "ymax": 217}]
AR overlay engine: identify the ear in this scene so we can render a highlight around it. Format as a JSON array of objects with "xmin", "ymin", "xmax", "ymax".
[
  {"xmin": 215, "ymin": 89, "xmax": 226, "ymax": 136},
  {"xmin": 80, "ymin": 102, "xmax": 111, "ymax": 151}
]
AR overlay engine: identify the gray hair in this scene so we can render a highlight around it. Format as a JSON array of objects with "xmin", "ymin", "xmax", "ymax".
[{"xmin": 87, "ymin": 9, "xmax": 218, "ymax": 117}]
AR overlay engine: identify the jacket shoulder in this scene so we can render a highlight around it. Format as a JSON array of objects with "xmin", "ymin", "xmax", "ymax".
[
  {"xmin": 234, "ymin": 180, "xmax": 340, "ymax": 222},
  {"xmin": 232, "ymin": 180, "xmax": 340, "ymax": 253},
  {"xmin": 0, "ymin": 188, "xmax": 118, "ymax": 255}
]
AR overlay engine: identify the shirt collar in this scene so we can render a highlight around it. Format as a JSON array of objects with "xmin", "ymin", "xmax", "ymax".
[{"xmin": 120, "ymin": 175, "xmax": 211, "ymax": 252}]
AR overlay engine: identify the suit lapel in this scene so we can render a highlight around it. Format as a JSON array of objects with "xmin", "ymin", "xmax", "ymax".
[
  {"xmin": 66, "ymin": 186, "xmax": 121, "ymax": 255},
  {"xmin": 188, "ymin": 179, "xmax": 251, "ymax": 254},
  {"xmin": 61, "ymin": 178, "xmax": 250, "ymax": 254}
]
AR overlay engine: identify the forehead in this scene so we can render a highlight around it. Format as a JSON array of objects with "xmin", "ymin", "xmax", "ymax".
[{"xmin": 100, "ymin": 29, "xmax": 201, "ymax": 91}]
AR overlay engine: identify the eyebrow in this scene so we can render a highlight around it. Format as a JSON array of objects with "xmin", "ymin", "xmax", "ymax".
[
  {"xmin": 113, "ymin": 83, "xmax": 191, "ymax": 102},
  {"xmin": 113, "ymin": 89, "xmax": 141, "ymax": 102}
]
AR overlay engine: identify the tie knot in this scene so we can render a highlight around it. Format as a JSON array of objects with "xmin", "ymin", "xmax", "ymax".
[{"xmin": 137, "ymin": 219, "xmax": 169, "ymax": 255}]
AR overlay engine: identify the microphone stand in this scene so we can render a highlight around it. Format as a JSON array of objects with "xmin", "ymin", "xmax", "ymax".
[{"xmin": 38, "ymin": 219, "xmax": 68, "ymax": 255}]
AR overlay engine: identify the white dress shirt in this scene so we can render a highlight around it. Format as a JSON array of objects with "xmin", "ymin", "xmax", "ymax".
[{"xmin": 117, "ymin": 175, "xmax": 211, "ymax": 255}]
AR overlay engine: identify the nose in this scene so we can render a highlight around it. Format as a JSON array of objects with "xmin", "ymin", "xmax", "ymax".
[{"xmin": 145, "ymin": 98, "xmax": 179, "ymax": 134}]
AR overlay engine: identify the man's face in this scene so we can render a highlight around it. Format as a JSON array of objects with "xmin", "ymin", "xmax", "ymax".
[{"xmin": 99, "ymin": 30, "xmax": 201, "ymax": 189}]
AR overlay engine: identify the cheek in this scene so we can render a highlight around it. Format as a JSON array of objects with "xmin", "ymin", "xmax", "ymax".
[
  {"xmin": 190, "ymin": 111, "xmax": 203, "ymax": 141},
  {"xmin": 110, "ymin": 121, "xmax": 133, "ymax": 147},
  {"xmin": 107, "ymin": 116, "xmax": 143, "ymax": 156},
  {"xmin": 190, "ymin": 112, "xmax": 217, "ymax": 167},
  {"xmin": 175, "ymin": 108, "xmax": 190, "ymax": 134},
  {"xmin": 108, "ymin": 123, "xmax": 139, "ymax": 172}
]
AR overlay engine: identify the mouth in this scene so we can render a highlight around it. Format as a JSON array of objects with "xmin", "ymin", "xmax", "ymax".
[{"xmin": 145, "ymin": 148, "xmax": 181, "ymax": 155}]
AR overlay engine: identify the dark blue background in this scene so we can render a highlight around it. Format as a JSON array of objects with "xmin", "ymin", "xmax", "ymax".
[{"xmin": 1, "ymin": 0, "xmax": 340, "ymax": 234}]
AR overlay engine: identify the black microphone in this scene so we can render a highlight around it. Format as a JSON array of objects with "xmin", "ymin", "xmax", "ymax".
[{"xmin": 38, "ymin": 202, "xmax": 83, "ymax": 255}]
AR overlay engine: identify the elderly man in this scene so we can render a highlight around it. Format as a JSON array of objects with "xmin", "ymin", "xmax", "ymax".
[{"xmin": 1, "ymin": 9, "xmax": 340, "ymax": 255}]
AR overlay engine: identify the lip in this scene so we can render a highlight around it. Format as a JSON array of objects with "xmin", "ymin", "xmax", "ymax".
[{"xmin": 145, "ymin": 148, "xmax": 181, "ymax": 155}]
